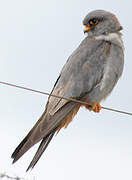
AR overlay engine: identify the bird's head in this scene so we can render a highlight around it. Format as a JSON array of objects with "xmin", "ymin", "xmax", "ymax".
[{"xmin": 83, "ymin": 10, "xmax": 123, "ymax": 37}]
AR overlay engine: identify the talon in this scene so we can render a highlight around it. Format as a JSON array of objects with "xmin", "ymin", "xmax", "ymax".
[
  {"xmin": 83, "ymin": 99, "xmax": 101, "ymax": 113},
  {"xmin": 85, "ymin": 102, "xmax": 101, "ymax": 113},
  {"xmin": 92, "ymin": 103, "xmax": 101, "ymax": 113}
]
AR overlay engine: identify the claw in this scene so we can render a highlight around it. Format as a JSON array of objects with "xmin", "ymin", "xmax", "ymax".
[
  {"xmin": 85, "ymin": 102, "xmax": 101, "ymax": 113},
  {"xmin": 92, "ymin": 103, "xmax": 101, "ymax": 112}
]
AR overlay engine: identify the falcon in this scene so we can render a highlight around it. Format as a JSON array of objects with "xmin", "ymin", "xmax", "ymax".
[{"xmin": 12, "ymin": 10, "xmax": 124, "ymax": 171}]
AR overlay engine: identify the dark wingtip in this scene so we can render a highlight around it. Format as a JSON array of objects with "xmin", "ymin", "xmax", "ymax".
[
  {"xmin": 11, "ymin": 153, "xmax": 17, "ymax": 164},
  {"xmin": 11, "ymin": 155, "xmax": 19, "ymax": 164},
  {"xmin": 11, "ymin": 149, "xmax": 21, "ymax": 164},
  {"xmin": 12, "ymin": 159, "xmax": 16, "ymax": 164},
  {"xmin": 26, "ymin": 162, "xmax": 34, "ymax": 172},
  {"xmin": 26, "ymin": 166, "xmax": 32, "ymax": 172}
]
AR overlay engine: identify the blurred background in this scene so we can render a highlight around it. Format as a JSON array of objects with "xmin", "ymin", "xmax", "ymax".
[{"xmin": 0, "ymin": 0, "xmax": 132, "ymax": 179}]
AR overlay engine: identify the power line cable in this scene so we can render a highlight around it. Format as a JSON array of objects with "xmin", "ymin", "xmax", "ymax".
[{"xmin": 0, "ymin": 81, "xmax": 131, "ymax": 116}]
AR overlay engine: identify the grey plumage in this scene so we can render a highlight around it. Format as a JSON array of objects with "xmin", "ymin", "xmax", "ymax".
[{"xmin": 11, "ymin": 10, "xmax": 124, "ymax": 171}]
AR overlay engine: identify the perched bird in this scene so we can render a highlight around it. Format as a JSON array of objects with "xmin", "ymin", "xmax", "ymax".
[{"xmin": 12, "ymin": 10, "xmax": 124, "ymax": 171}]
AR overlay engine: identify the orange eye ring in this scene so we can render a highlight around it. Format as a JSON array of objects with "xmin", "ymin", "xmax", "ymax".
[{"xmin": 89, "ymin": 18, "xmax": 98, "ymax": 26}]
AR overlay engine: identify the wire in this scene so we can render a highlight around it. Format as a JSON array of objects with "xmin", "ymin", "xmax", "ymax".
[{"xmin": 0, "ymin": 80, "xmax": 132, "ymax": 116}]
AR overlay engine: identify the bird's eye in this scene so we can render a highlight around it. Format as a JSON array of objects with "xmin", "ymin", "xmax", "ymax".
[{"xmin": 89, "ymin": 18, "xmax": 98, "ymax": 26}]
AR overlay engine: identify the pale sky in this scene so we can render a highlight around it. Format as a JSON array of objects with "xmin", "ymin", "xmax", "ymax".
[{"xmin": 0, "ymin": 0, "xmax": 132, "ymax": 180}]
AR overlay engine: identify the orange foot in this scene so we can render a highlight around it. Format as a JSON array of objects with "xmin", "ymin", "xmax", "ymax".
[{"xmin": 86, "ymin": 102, "xmax": 101, "ymax": 113}]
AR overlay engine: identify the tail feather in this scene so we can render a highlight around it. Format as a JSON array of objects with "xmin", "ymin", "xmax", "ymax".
[
  {"xmin": 12, "ymin": 111, "xmax": 47, "ymax": 162},
  {"xmin": 12, "ymin": 135, "xmax": 29, "ymax": 163},
  {"xmin": 26, "ymin": 131, "xmax": 55, "ymax": 171},
  {"xmin": 11, "ymin": 101, "xmax": 78, "ymax": 169}
]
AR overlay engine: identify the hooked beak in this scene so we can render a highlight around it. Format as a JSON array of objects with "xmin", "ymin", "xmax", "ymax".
[
  {"xmin": 119, "ymin": 26, "xmax": 123, "ymax": 31},
  {"xmin": 83, "ymin": 25, "xmax": 91, "ymax": 33}
]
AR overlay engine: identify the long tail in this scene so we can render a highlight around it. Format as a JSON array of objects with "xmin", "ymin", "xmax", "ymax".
[
  {"xmin": 11, "ymin": 101, "xmax": 78, "ymax": 170},
  {"xmin": 26, "ymin": 130, "xmax": 55, "ymax": 171}
]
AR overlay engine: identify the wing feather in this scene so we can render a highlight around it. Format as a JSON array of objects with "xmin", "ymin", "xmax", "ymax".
[{"xmin": 12, "ymin": 37, "xmax": 111, "ymax": 169}]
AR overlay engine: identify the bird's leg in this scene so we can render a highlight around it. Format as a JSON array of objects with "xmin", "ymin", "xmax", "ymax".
[{"xmin": 85, "ymin": 102, "xmax": 101, "ymax": 113}]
